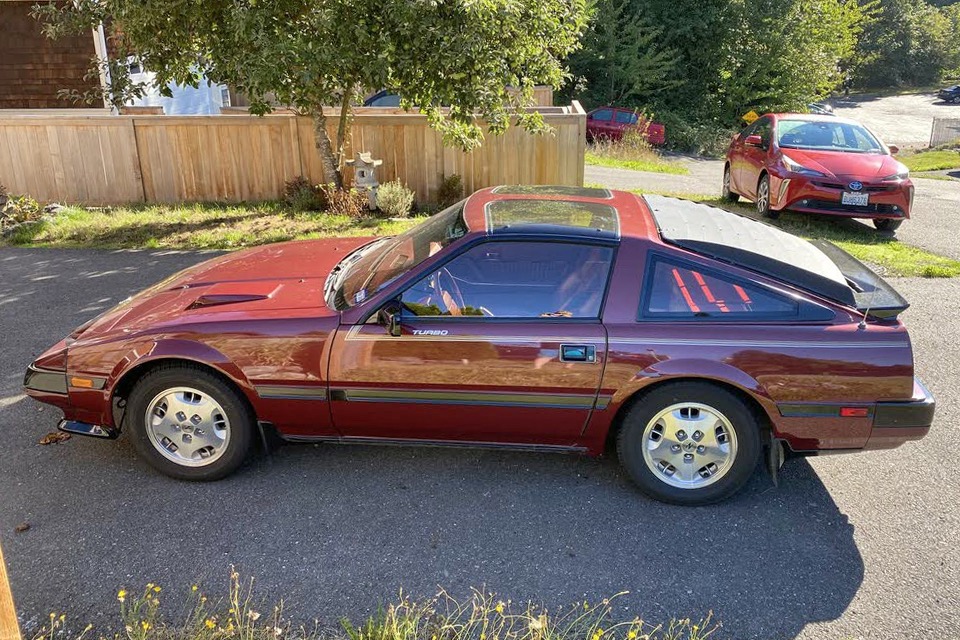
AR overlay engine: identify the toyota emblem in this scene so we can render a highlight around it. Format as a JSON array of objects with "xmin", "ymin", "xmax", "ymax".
[{"xmin": 849, "ymin": 181, "xmax": 863, "ymax": 191}]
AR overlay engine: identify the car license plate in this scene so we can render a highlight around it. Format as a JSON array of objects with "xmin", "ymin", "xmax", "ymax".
[{"xmin": 842, "ymin": 191, "xmax": 869, "ymax": 207}]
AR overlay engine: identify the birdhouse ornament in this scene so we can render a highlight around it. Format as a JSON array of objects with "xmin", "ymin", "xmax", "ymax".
[{"xmin": 346, "ymin": 152, "xmax": 383, "ymax": 210}]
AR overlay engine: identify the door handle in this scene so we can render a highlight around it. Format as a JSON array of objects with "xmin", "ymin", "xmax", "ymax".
[{"xmin": 560, "ymin": 344, "xmax": 597, "ymax": 363}]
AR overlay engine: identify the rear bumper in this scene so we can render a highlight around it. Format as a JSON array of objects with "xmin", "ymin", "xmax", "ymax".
[
  {"xmin": 772, "ymin": 176, "xmax": 912, "ymax": 220},
  {"xmin": 864, "ymin": 379, "xmax": 935, "ymax": 450}
]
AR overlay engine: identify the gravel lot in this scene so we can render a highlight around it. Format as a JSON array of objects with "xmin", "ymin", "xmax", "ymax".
[{"xmin": 0, "ymin": 240, "xmax": 957, "ymax": 640}]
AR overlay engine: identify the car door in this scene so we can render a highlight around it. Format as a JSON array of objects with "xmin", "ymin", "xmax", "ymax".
[
  {"xmin": 739, "ymin": 116, "xmax": 773, "ymax": 199},
  {"xmin": 327, "ymin": 239, "xmax": 614, "ymax": 447},
  {"xmin": 589, "ymin": 108, "xmax": 615, "ymax": 139}
]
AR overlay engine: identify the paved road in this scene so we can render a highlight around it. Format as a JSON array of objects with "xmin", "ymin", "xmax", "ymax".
[
  {"xmin": 0, "ymin": 248, "xmax": 958, "ymax": 640},
  {"xmin": 828, "ymin": 92, "xmax": 960, "ymax": 149},
  {"xmin": 587, "ymin": 163, "xmax": 960, "ymax": 260}
]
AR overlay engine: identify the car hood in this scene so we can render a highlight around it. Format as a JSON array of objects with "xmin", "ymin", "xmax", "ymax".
[
  {"xmin": 74, "ymin": 237, "xmax": 377, "ymax": 339},
  {"xmin": 780, "ymin": 148, "xmax": 904, "ymax": 181}
]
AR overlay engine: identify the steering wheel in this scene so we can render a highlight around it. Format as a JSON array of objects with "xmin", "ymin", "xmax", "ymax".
[{"xmin": 433, "ymin": 267, "xmax": 466, "ymax": 316}]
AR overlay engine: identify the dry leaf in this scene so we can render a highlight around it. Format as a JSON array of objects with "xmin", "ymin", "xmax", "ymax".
[
  {"xmin": 14, "ymin": 522, "xmax": 30, "ymax": 534},
  {"xmin": 39, "ymin": 432, "xmax": 71, "ymax": 445}
]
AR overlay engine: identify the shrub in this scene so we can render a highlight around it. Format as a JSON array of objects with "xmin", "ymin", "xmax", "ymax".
[
  {"xmin": 319, "ymin": 183, "xmax": 368, "ymax": 218},
  {"xmin": 283, "ymin": 176, "xmax": 323, "ymax": 211},
  {"xmin": 0, "ymin": 186, "xmax": 43, "ymax": 233},
  {"xmin": 376, "ymin": 180, "xmax": 415, "ymax": 217},
  {"xmin": 436, "ymin": 174, "xmax": 464, "ymax": 207},
  {"xmin": 655, "ymin": 111, "xmax": 735, "ymax": 158}
]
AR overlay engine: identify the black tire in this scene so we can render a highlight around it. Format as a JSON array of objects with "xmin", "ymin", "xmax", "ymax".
[
  {"xmin": 874, "ymin": 218, "xmax": 903, "ymax": 232},
  {"xmin": 617, "ymin": 382, "xmax": 762, "ymax": 505},
  {"xmin": 722, "ymin": 165, "xmax": 740, "ymax": 202},
  {"xmin": 126, "ymin": 363, "xmax": 255, "ymax": 481},
  {"xmin": 756, "ymin": 174, "xmax": 779, "ymax": 219}
]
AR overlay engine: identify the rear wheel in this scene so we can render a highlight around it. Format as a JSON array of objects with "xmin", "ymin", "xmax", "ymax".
[
  {"xmin": 756, "ymin": 174, "xmax": 778, "ymax": 219},
  {"xmin": 617, "ymin": 382, "xmax": 762, "ymax": 505},
  {"xmin": 126, "ymin": 364, "xmax": 255, "ymax": 481},
  {"xmin": 874, "ymin": 218, "xmax": 903, "ymax": 232},
  {"xmin": 722, "ymin": 165, "xmax": 739, "ymax": 202}
]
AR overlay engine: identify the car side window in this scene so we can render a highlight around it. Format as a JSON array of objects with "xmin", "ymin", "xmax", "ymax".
[
  {"xmin": 615, "ymin": 110, "xmax": 636, "ymax": 124},
  {"xmin": 591, "ymin": 109, "xmax": 614, "ymax": 122},
  {"xmin": 642, "ymin": 257, "xmax": 798, "ymax": 319},
  {"xmin": 754, "ymin": 117, "xmax": 772, "ymax": 148},
  {"xmin": 401, "ymin": 241, "xmax": 614, "ymax": 319}
]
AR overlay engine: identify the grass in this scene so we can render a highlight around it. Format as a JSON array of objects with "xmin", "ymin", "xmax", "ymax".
[
  {"xmin": 609, "ymin": 187, "xmax": 960, "ymax": 278},
  {"xmin": 3, "ymin": 202, "xmax": 420, "ymax": 250},
  {"xmin": 899, "ymin": 149, "xmax": 960, "ymax": 173},
  {"xmin": 584, "ymin": 134, "xmax": 689, "ymax": 176},
  {"xmin": 30, "ymin": 572, "xmax": 718, "ymax": 640}
]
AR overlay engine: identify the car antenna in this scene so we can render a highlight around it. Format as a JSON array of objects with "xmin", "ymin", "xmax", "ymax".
[{"xmin": 858, "ymin": 286, "xmax": 878, "ymax": 330}]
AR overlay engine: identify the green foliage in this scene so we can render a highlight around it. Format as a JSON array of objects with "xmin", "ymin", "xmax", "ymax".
[
  {"xmin": 283, "ymin": 176, "xmax": 324, "ymax": 212},
  {"xmin": 55, "ymin": 56, "xmax": 148, "ymax": 111},
  {"xmin": 436, "ymin": 175, "xmax": 464, "ymax": 207},
  {"xmin": 0, "ymin": 185, "xmax": 43, "ymax": 233},
  {"xmin": 34, "ymin": 0, "xmax": 589, "ymax": 185},
  {"xmin": 376, "ymin": 180, "xmax": 415, "ymax": 218},
  {"xmin": 564, "ymin": 0, "xmax": 678, "ymax": 107},
  {"xmin": 851, "ymin": 0, "xmax": 960, "ymax": 88}
]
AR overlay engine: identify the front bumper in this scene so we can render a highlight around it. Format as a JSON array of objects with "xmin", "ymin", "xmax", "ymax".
[
  {"xmin": 865, "ymin": 379, "xmax": 935, "ymax": 450},
  {"xmin": 24, "ymin": 362, "xmax": 115, "ymax": 438},
  {"xmin": 771, "ymin": 175, "xmax": 913, "ymax": 220}
]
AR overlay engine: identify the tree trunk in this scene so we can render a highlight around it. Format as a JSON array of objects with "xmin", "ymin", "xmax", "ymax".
[
  {"xmin": 336, "ymin": 81, "xmax": 355, "ymax": 172},
  {"xmin": 312, "ymin": 109, "xmax": 342, "ymax": 189}
]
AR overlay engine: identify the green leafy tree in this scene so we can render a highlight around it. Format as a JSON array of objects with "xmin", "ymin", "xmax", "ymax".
[
  {"xmin": 852, "ymin": 0, "xmax": 956, "ymax": 88},
  {"xmin": 564, "ymin": 0, "xmax": 678, "ymax": 108},
  {"xmin": 34, "ymin": 0, "xmax": 588, "ymax": 188}
]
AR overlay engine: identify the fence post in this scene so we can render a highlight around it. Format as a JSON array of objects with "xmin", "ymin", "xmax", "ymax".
[{"xmin": 0, "ymin": 541, "xmax": 21, "ymax": 640}]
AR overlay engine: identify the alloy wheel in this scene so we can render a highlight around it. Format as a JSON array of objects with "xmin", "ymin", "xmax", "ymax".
[
  {"xmin": 641, "ymin": 402, "xmax": 738, "ymax": 489},
  {"xmin": 144, "ymin": 386, "xmax": 231, "ymax": 467}
]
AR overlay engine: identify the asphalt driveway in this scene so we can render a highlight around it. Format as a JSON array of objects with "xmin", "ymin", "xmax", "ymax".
[{"xmin": 0, "ymin": 247, "xmax": 958, "ymax": 640}]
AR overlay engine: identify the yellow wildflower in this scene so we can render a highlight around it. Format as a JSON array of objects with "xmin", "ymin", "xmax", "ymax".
[
  {"xmin": 205, "ymin": 619, "xmax": 217, "ymax": 629},
  {"xmin": 192, "ymin": 585, "xmax": 199, "ymax": 592},
  {"xmin": 117, "ymin": 590, "xmax": 127, "ymax": 603},
  {"xmin": 627, "ymin": 631, "xmax": 637, "ymax": 640},
  {"xmin": 495, "ymin": 602, "xmax": 505, "ymax": 614},
  {"xmin": 141, "ymin": 621, "xmax": 151, "ymax": 631},
  {"xmin": 153, "ymin": 586, "xmax": 161, "ymax": 593}
]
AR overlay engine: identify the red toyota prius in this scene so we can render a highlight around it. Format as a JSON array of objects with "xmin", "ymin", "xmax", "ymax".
[
  {"xmin": 723, "ymin": 113, "xmax": 913, "ymax": 231},
  {"xmin": 24, "ymin": 186, "xmax": 933, "ymax": 505}
]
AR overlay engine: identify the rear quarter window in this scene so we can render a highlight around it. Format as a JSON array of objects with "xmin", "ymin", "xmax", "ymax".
[{"xmin": 641, "ymin": 257, "xmax": 799, "ymax": 320}]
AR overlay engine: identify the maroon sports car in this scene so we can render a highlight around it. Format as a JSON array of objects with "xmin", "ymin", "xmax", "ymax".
[{"xmin": 24, "ymin": 186, "xmax": 934, "ymax": 505}]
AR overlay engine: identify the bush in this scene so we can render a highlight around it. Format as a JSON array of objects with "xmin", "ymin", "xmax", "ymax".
[
  {"xmin": 655, "ymin": 111, "xmax": 734, "ymax": 157},
  {"xmin": 0, "ymin": 185, "xmax": 43, "ymax": 233},
  {"xmin": 376, "ymin": 180, "xmax": 415, "ymax": 217},
  {"xmin": 436, "ymin": 174, "xmax": 464, "ymax": 207},
  {"xmin": 319, "ymin": 183, "xmax": 368, "ymax": 218},
  {"xmin": 283, "ymin": 176, "xmax": 323, "ymax": 211}
]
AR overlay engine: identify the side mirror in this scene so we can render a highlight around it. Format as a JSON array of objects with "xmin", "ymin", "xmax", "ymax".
[
  {"xmin": 889, "ymin": 145, "xmax": 899, "ymax": 155},
  {"xmin": 745, "ymin": 134, "xmax": 763, "ymax": 147},
  {"xmin": 377, "ymin": 304, "xmax": 401, "ymax": 337}
]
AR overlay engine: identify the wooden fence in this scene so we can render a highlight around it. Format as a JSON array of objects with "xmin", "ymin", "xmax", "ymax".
[
  {"xmin": 0, "ymin": 542, "xmax": 20, "ymax": 640},
  {"xmin": 930, "ymin": 117, "xmax": 960, "ymax": 148},
  {"xmin": 0, "ymin": 103, "xmax": 585, "ymax": 204}
]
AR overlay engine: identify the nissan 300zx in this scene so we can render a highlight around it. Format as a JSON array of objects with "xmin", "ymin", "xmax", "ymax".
[{"xmin": 24, "ymin": 186, "xmax": 934, "ymax": 505}]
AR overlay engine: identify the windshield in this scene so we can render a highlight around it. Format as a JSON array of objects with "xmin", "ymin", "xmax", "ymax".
[
  {"xmin": 332, "ymin": 200, "xmax": 468, "ymax": 309},
  {"xmin": 777, "ymin": 119, "xmax": 884, "ymax": 153}
]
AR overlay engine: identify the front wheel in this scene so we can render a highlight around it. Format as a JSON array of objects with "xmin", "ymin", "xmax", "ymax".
[
  {"xmin": 874, "ymin": 218, "xmax": 903, "ymax": 232},
  {"xmin": 756, "ymin": 174, "xmax": 778, "ymax": 219},
  {"xmin": 617, "ymin": 382, "xmax": 762, "ymax": 505},
  {"xmin": 126, "ymin": 364, "xmax": 255, "ymax": 481},
  {"xmin": 722, "ymin": 165, "xmax": 739, "ymax": 202}
]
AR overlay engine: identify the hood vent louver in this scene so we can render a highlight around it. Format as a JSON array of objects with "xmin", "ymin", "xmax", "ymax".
[{"xmin": 187, "ymin": 294, "xmax": 271, "ymax": 310}]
